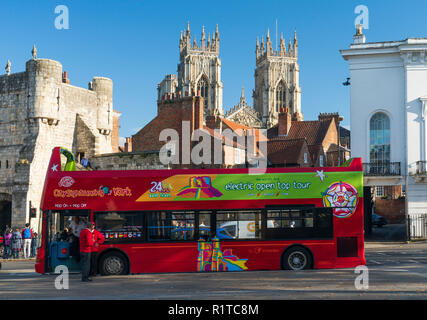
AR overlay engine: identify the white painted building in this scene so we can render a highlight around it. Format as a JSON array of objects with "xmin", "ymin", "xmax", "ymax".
[{"xmin": 341, "ymin": 27, "xmax": 427, "ymax": 239}]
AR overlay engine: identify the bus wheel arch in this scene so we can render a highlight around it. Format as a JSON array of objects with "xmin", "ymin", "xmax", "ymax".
[
  {"xmin": 281, "ymin": 245, "xmax": 314, "ymax": 270},
  {"xmin": 97, "ymin": 249, "xmax": 130, "ymax": 276}
]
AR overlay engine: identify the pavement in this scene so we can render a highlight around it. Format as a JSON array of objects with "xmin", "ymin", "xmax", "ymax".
[{"xmin": 0, "ymin": 241, "xmax": 425, "ymax": 300}]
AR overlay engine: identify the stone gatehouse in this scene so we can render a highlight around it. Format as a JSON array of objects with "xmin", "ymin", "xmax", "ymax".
[{"xmin": 0, "ymin": 49, "xmax": 120, "ymax": 231}]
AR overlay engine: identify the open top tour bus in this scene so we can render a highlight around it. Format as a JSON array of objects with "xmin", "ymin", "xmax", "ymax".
[{"xmin": 35, "ymin": 147, "xmax": 365, "ymax": 275}]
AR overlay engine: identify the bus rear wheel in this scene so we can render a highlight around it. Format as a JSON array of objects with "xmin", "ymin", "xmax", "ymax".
[
  {"xmin": 99, "ymin": 252, "xmax": 128, "ymax": 276},
  {"xmin": 282, "ymin": 246, "xmax": 312, "ymax": 271}
]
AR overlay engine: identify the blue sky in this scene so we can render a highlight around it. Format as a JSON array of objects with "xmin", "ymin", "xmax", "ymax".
[{"xmin": 1, "ymin": 0, "xmax": 427, "ymax": 142}]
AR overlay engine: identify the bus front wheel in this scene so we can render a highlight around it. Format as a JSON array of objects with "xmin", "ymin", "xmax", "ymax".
[
  {"xmin": 99, "ymin": 251, "xmax": 129, "ymax": 276},
  {"xmin": 282, "ymin": 246, "xmax": 312, "ymax": 271}
]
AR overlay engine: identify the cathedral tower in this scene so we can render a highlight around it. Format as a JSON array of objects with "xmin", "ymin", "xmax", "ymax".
[
  {"xmin": 176, "ymin": 23, "xmax": 223, "ymax": 118},
  {"xmin": 253, "ymin": 30, "xmax": 302, "ymax": 127}
]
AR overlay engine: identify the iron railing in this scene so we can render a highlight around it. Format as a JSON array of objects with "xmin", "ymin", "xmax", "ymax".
[
  {"xmin": 408, "ymin": 214, "xmax": 427, "ymax": 241},
  {"xmin": 416, "ymin": 161, "xmax": 427, "ymax": 175},
  {"xmin": 363, "ymin": 162, "xmax": 401, "ymax": 176}
]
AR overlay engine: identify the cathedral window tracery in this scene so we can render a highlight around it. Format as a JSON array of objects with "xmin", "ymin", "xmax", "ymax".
[
  {"xmin": 275, "ymin": 81, "xmax": 286, "ymax": 112},
  {"xmin": 197, "ymin": 76, "xmax": 209, "ymax": 103}
]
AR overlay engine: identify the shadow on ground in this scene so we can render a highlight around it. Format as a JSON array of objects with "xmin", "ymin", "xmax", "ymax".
[{"xmin": 365, "ymin": 224, "xmax": 406, "ymax": 241}]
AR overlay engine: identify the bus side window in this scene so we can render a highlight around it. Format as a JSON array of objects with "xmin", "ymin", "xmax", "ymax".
[
  {"xmin": 148, "ymin": 211, "xmax": 195, "ymax": 241},
  {"xmin": 314, "ymin": 208, "xmax": 333, "ymax": 238},
  {"xmin": 95, "ymin": 212, "xmax": 144, "ymax": 242},
  {"xmin": 216, "ymin": 210, "xmax": 261, "ymax": 240},
  {"xmin": 315, "ymin": 208, "xmax": 333, "ymax": 228}
]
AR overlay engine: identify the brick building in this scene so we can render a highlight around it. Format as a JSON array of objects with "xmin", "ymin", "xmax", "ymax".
[
  {"xmin": 131, "ymin": 91, "xmax": 264, "ymax": 168},
  {"xmin": 267, "ymin": 138, "xmax": 311, "ymax": 167},
  {"xmin": 266, "ymin": 108, "xmax": 349, "ymax": 167}
]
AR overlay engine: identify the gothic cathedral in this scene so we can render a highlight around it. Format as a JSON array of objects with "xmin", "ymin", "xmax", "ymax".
[
  {"xmin": 157, "ymin": 23, "xmax": 302, "ymax": 128},
  {"xmin": 253, "ymin": 29, "xmax": 302, "ymax": 126}
]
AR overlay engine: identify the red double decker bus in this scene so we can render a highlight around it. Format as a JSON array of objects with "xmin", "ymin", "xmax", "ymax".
[{"xmin": 35, "ymin": 147, "xmax": 365, "ymax": 275}]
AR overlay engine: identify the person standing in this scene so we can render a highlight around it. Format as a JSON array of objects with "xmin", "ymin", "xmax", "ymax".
[
  {"xmin": 79, "ymin": 222, "xmax": 95, "ymax": 282},
  {"xmin": 90, "ymin": 226, "xmax": 105, "ymax": 276},
  {"xmin": 31, "ymin": 232, "xmax": 38, "ymax": 258},
  {"xmin": 69, "ymin": 216, "xmax": 85, "ymax": 261},
  {"xmin": 3, "ymin": 228, "xmax": 12, "ymax": 259},
  {"xmin": 21, "ymin": 224, "xmax": 33, "ymax": 259},
  {"xmin": 11, "ymin": 228, "xmax": 22, "ymax": 259}
]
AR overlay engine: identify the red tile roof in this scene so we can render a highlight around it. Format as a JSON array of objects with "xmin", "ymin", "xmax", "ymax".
[
  {"xmin": 267, "ymin": 138, "xmax": 307, "ymax": 165},
  {"xmin": 267, "ymin": 118, "xmax": 334, "ymax": 145},
  {"xmin": 285, "ymin": 119, "xmax": 334, "ymax": 146}
]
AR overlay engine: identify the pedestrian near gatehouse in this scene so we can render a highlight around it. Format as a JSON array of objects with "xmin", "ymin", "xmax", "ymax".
[
  {"xmin": 3, "ymin": 228, "xmax": 12, "ymax": 259},
  {"xmin": 11, "ymin": 228, "xmax": 22, "ymax": 259},
  {"xmin": 31, "ymin": 232, "xmax": 38, "ymax": 258},
  {"xmin": 80, "ymin": 221, "xmax": 95, "ymax": 282},
  {"xmin": 21, "ymin": 223, "xmax": 33, "ymax": 259}
]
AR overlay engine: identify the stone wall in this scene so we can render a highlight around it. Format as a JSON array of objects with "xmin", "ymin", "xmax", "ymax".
[
  {"xmin": 92, "ymin": 151, "xmax": 166, "ymax": 170},
  {"xmin": 0, "ymin": 56, "xmax": 118, "ymax": 230}
]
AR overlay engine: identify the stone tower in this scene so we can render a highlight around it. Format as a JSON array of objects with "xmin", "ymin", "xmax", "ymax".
[
  {"xmin": 253, "ymin": 29, "xmax": 302, "ymax": 127},
  {"xmin": 176, "ymin": 23, "xmax": 223, "ymax": 118},
  {"xmin": 0, "ymin": 49, "xmax": 118, "ymax": 230}
]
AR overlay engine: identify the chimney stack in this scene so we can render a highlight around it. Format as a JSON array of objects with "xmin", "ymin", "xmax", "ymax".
[
  {"xmin": 125, "ymin": 137, "xmax": 132, "ymax": 152},
  {"xmin": 278, "ymin": 107, "xmax": 292, "ymax": 136},
  {"xmin": 62, "ymin": 71, "xmax": 70, "ymax": 84}
]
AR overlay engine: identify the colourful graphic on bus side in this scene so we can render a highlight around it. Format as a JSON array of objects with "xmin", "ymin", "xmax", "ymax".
[
  {"xmin": 177, "ymin": 176, "xmax": 223, "ymax": 199},
  {"xmin": 197, "ymin": 238, "xmax": 248, "ymax": 272},
  {"xmin": 321, "ymin": 181, "xmax": 359, "ymax": 218}
]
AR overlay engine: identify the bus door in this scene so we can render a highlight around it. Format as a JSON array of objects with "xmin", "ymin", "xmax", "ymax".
[{"xmin": 46, "ymin": 210, "xmax": 90, "ymax": 273}]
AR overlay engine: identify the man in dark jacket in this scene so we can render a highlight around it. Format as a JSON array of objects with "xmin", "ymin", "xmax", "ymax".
[{"xmin": 79, "ymin": 222, "xmax": 94, "ymax": 282}]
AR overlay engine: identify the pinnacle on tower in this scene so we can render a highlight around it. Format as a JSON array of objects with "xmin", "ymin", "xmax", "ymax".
[
  {"xmin": 288, "ymin": 39, "xmax": 292, "ymax": 57},
  {"xmin": 5, "ymin": 60, "xmax": 11, "ymax": 75},
  {"xmin": 201, "ymin": 26, "xmax": 206, "ymax": 49},
  {"xmin": 240, "ymin": 87, "xmax": 246, "ymax": 103},
  {"xmin": 266, "ymin": 29, "xmax": 273, "ymax": 55},
  {"xmin": 32, "ymin": 44, "xmax": 37, "ymax": 60},
  {"xmin": 211, "ymin": 24, "xmax": 219, "ymax": 52},
  {"xmin": 293, "ymin": 29, "xmax": 298, "ymax": 57},
  {"xmin": 280, "ymin": 33, "xmax": 286, "ymax": 55}
]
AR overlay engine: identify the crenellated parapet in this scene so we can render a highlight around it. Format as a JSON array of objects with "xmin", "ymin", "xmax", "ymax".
[
  {"xmin": 180, "ymin": 22, "xmax": 220, "ymax": 56},
  {"xmin": 256, "ymin": 29, "xmax": 298, "ymax": 61}
]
